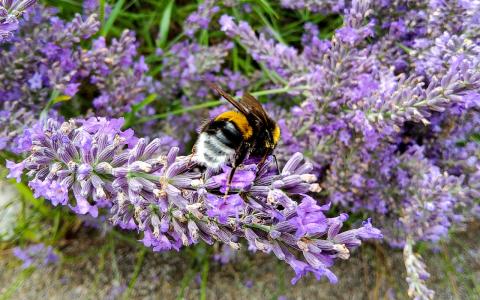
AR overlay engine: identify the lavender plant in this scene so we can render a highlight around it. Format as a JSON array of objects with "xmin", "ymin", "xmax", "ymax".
[
  {"xmin": 217, "ymin": 0, "xmax": 480, "ymax": 296},
  {"xmin": 0, "ymin": 0, "xmax": 36, "ymax": 42},
  {"xmin": 8, "ymin": 117, "xmax": 382, "ymax": 283},
  {"xmin": 0, "ymin": 5, "xmax": 156, "ymax": 153},
  {"xmin": 12, "ymin": 243, "xmax": 59, "ymax": 269},
  {"xmin": 2, "ymin": 0, "xmax": 479, "ymax": 296}
]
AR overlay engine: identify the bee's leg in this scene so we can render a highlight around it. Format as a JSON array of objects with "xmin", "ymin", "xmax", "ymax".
[
  {"xmin": 187, "ymin": 145, "xmax": 197, "ymax": 168},
  {"xmin": 258, "ymin": 154, "xmax": 268, "ymax": 168},
  {"xmin": 257, "ymin": 148, "xmax": 274, "ymax": 170},
  {"xmin": 272, "ymin": 154, "xmax": 280, "ymax": 174},
  {"xmin": 224, "ymin": 143, "xmax": 249, "ymax": 199},
  {"xmin": 223, "ymin": 166, "xmax": 238, "ymax": 199}
]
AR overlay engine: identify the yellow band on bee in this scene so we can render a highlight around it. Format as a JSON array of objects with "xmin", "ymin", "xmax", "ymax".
[
  {"xmin": 215, "ymin": 111, "xmax": 253, "ymax": 139},
  {"xmin": 273, "ymin": 124, "xmax": 280, "ymax": 144}
]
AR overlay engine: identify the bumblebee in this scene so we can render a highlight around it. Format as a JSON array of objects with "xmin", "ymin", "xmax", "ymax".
[{"xmin": 193, "ymin": 82, "xmax": 280, "ymax": 193}]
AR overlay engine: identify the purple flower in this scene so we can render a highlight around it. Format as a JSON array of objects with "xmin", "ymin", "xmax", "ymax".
[
  {"xmin": 336, "ymin": 27, "xmax": 359, "ymax": 45},
  {"xmin": 6, "ymin": 160, "xmax": 25, "ymax": 182},
  {"xmin": 206, "ymin": 194, "xmax": 245, "ymax": 224},
  {"xmin": 244, "ymin": 279, "xmax": 253, "ymax": 289},
  {"xmin": 184, "ymin": 0, "xmax": 219, "ymax": 37},
  {"xmin": 403, "ymin": 237, "xmax": 435, "ymax": 299},
  {"xmin": 64, "ymin": 82, "xmax": 80, "ymax": 97},
  {"xmin": 13, "ymin": 243, "xmax": 59, "ymax": 269},
  {"xmin": 6, "ymin": 0, "xmax": 480, "ymax": 292},
  {"xmin": 280, "ymin": 0, "xmax": 346, "ymax": 13},
  {"xmin": 0, "ymin": 0, "xmax": 36, "ymax": 43},
  {"xmin": 209, "ymin": 166, "xmax": 257, "ymax": 193},
  {"xmin": 213, "ymin": 244, "xmax": 237, "ymax": 264},
  {"xmin": 287, "ymin": 255, "xmax": 337, "ymax": 285},
  {"xmin": 288, "ymin": 197, "xmax": 328, "ymax": 238}
]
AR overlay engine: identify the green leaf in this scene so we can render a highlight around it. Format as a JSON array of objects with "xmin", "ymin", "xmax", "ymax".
[
  {"xmin": 471, "ymin": 133, "xmax": 480, "ymax": 144},
  {"xmin": 40, "ymin": 89, "xmax": 60, "ymax": 119},
  {"xmin": 200, "ymin": 256, "xmax": 209, "ymax": 300},
  {"xmin": 13, "ymin": 181, "xmax": 50, "ymax": 217},
  {"xmin": 123, "ymin": 248, "xmax": 147, "ymax": 300},
  {"xmin": 52, "ymin": 95, "xmax": 71, "ymax": 104},
  {"xmin": 157, "ymin": 0, "xmax": 174, "ymax": 48},
  {"xmin": 99, "ymin": 0, "xmax": 106, "ymax": 25},
  {"xmin": 253, "ymin": 6, "xmax": 285, "ymax": 44},
  {"xmin": 257, "ymin": 0, "xmax": 279, "ymax": 19},
  {"xmin": 133, "ymin": 93, "xmax": 158, "ymax": 112},
  {"xmin": 123, "ymin": 94, "xmax": 158, "ymax": 129},
  {"xmin": 101, "ymin": 0, "xmax": 126, "ymax": 37},
  {"xmin": 199, "ymin": 29, "xmax": 209, "ymax": 46}
]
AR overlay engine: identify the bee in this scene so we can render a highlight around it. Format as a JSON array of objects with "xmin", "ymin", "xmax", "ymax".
[{"xmin": 193, "ymin": 82, "xmax": 280, "ymax": 195}]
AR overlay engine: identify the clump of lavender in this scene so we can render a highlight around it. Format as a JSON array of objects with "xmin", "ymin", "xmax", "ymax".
[
  {"xmin": 403, "ymin": 237, "xmax": 435, "ymax": 300},
  {"xmin": 13, "ymin": 243, "xmax": 59, "ymax": 269},
  {"xmin": 0, "ymin": 6, "xmax": 99, "ymax": 152},
  {"xmin": 184, "ymin": 0, "xmax": 219, "ymax": 37},
  {"xmin": 0, "ymin": 4, "xmax": 160, "ymax": 152},
  {"xmin": 280, "ymin": 0, "xmax": 347, "ymax": 13},
  {"xmin": 159, "ymin": 40, "xmax": 234, "ymax": 100},
  {"xmin": 218, "ymin": 0, "xmax": 479, "ymax": 295},
  {"xmin": 9, "ymin": 117, "xmax": 382, "ymax": 283},
  {"xmin": 81, "ymin": 30, "xmax": 156, "ymax": 117},
  {"xmin": 0, "ymin": 0, "xmax": 36, "ymax": 42}
]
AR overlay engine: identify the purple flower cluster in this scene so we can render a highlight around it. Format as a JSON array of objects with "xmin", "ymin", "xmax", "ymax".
[
  {"xmin": 9, "ymin": 117, "xmax": 382, "ymax": 283},
  {"xmin": 403, "ymin": 237, "xmax": 435, "ymax": 300},
  {"xmin": 280, "ymin": 0, "xmax": 348, "ymax": 13},
  {"xmin": 0, "ymin": 6, "xmax": 156, "ymax": 153},
  {"xmin": 220, "ymin": 0, "xmax": 479, "ymax": 235},
  {"xmin": 0, "ymin": 0, "xmax": 36, "ymax": 43},
  {"xmin": 184, "ymin": 0, "xmax": 219, "ymax": 37},
  {"xmin": 13, "ymin": 243, "xmax": 59, "ymax": 269},
  {"xmin": 217, "ymin": 0, "xmax": 480, "ymax": 294}
]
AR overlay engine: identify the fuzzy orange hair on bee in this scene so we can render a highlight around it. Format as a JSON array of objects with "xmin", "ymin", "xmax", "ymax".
[{"xmin": 193, "ymin": 82, "xmax": 280, "ymax": 195}]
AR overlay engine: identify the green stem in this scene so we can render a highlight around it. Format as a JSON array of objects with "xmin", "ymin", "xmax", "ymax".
[
  {"xmin": 176, "ymin": 268, "xmax": 196, "ymax": 300},
  {"xmin": 0, "ymin": 267, "xmax": 35, "ymax": 300},
  {"xmin": 138, "ymin": 100, "xmax": 223, "ymax": 124},
  {"xmin": 200, "ymin": 254, "xmax": 209, "ymax": 300},
  {"xmin": 123, "ymin": 248, "xmax": 148, "ymax": 300},
  {"xmin": 128, "ymin": 172, "xmax": 161, "ymax": 182},
  {"xmin": 396, "ymin": 42, "xmax": 413, "ymax": 54},
  {"xmin": 40, "ymin": 90, "xmax": 60, "ymax": 120},
  {"xmin": 137, "ymin": 85, "xmax": 311, "ymax": 123},
  {"xmin": 244, "ymin": 222, "xmax": 272, "ymax": 232}
]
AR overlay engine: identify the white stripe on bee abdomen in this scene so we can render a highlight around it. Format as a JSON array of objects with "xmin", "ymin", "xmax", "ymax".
[{"xmin": 194, "ymin": 133, "xmax": 235, "ymax": 169}]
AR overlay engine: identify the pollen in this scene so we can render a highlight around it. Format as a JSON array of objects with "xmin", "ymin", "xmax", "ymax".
[{"xmin": 215, "ymin": 111, "xmax": 253, "ymax": 139}]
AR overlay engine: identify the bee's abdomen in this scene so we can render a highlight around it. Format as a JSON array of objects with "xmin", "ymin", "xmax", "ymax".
[{"xmin": 194, "ymin": 121, "xmax": 244, "ymax": 169}]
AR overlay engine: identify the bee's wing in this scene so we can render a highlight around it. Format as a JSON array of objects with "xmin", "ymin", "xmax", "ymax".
[
  {"xmin": 207, "ymin": 82, "xmax": 270, "ymax": 124},
  {"xmin": 207, "ymin": 82, "xmax": 250, "ymax": 115},
  {"xmin": 240, "ymin": 92, "xmax": 270, "ymax": 124}
]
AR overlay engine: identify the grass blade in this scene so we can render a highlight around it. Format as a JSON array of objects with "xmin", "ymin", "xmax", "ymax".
[
  {"xmin": 157, "ymin": 0, "xmax": 174, "ymax": 48},
  {"xmin": 101, "ymin": 0, "xmax": 126, "ymax": 37}
]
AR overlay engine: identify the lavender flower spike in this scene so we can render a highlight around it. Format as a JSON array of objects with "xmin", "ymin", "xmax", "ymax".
[
  {"xmin": 0, "ymin": 0, "xmax": 36, "ymax": 42},
  {"xmin": 403, "ymin": 237, "xmax": 435, "ymax": 300},
  {"xmin": 13, "ymin": 243, "xmax": 59, "ymax": 269},
  {"xmin": 10, "ymin": 117, "xmax": 383, "ymax": 284}
]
